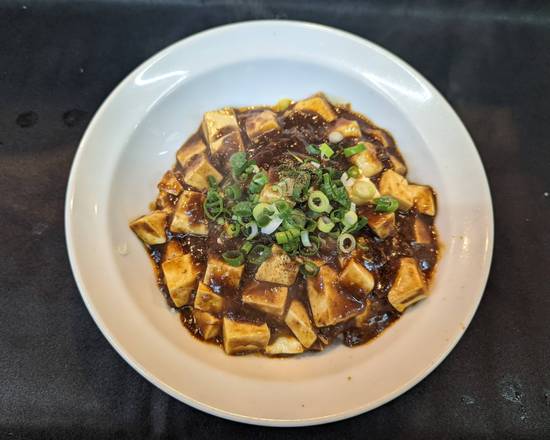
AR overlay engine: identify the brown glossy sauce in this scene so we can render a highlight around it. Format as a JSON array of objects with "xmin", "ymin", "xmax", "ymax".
[{"xmin": 142, "ymin": 99, "xmax": 439, "ymax": 354}]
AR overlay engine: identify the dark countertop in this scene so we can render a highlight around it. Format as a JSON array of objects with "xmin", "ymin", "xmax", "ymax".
[{"xmin": 1, "ymin": 1, "xmax": 549, "ymax": 438}]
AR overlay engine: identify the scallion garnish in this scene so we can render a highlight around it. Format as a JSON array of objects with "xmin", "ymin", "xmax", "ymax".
[
  {"xmin": 317, "ymin": 216, "xmax": 335, "ymax": 233},
  {"xmin": 343, "ymin": 143, "xmax": 367, "ymax": 157},
  {"xmin": 319, "ymin": 143, "xmax": 334, "ymax": 159},
  {"xmin": 375, "ymin": 196, "xmax": 399, "ymax": 213},
  {"xmin": 247, "ymin": 244, "xmax": 272, "ymax": 265},
  {"xmin": 337, "ymin": 233, "xmax": 356, "ymax": 253},
  {"xmin": 300, "ymin": 260, "xmax": 320, "ymax": 277},
  {"xmin": 308, "ymin": 190, "xmax": 331, "ymax": 213},
  {"xmin": 222, "ymin": 250, "xmax": 244, "ymax": 266}
]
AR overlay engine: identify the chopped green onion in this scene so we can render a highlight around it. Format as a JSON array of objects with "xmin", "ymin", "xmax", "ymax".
[
  {"xmin": 261, "ymin": 216, "xmax": 283, "ymax": 234},
  {"xmin": 225, "ymin": 222, "xmax": 240, "ymax": 238},
  {"xmin": 352, "ymin": 180, "xmax": 376, "ymax": 202},
  {"xmin": 337, "ymin": 233, "xmax": 356, "ymax": 253},
  {"xmin": 229, "ymin": 152, "xmax": 248, "ymax": 176},
  {"xmin": 249, "ymin": 193, "xmax": 260, "ymax": 203},
  {"xmin": 300, "ymin": 235, "xmax": 321, "ymax": 256},
  {"xmin": 247, "ymin": 245, "xmax": 272, "ymax": 265},
  {"xmin": 241, "ymin": 241, "xmax": 253, "ymax": 254},
  {"xmin": 284, "ymin": 209, "xmax": 306, "ymax": 229},
  {"xmin": 300, "ymin": 260, "xmax": 320, "ymax": 277},
  {"xmin": 304, "ymin": 219, "xmax": 317, "ymax": 232},
  {"xmin": 225, "ymin": 184, "xmax": 242, "ymax": 200},
  {"xmin": 375, "ymin": 196, "xmax": 399, "ymax": 213},
  {"xmin": 207, "ymin": 175, "xmax": 218, "ymax": 188},
  {"xmin": 203, "ymin": 190, "xmax": 223, "ymax": 220},
  {"xmin": 232, "ymin": 201, "xmax": 252, "ymax": 217},
  {"xmin": 275, "ymin": 228, "xmax": 300, "ymax": 245},
  {"xmin": 300, "ymin": 230, "xmax": 311, "ymax": 247},
  {"xmin": 308, "ymin": 190, "xmax": 331, "ymax": 213},
  {"xmin": 317, "ymin": 216, "xmax": 335, "ymax": 233},
  {"xmin": 222, "ymin": 250, "xmax": 244, "ymax": 266},
  {"xmin": 216, "ymin": 217, "xmax": 225, "ymax": 225},
  {"xmin": 273, "ymin": 98, "xmax": 292, "ymax": 112},
  {"xmin": 343, "ymin": 143, "xmax": 366, "ymax": 157},
  {"xmin": 249, "ymin": 171, "xmax": 268, "ymax": 193},
  {"xmin": 319, "ymin": 143, "xmax": 334, "ymax": 159},
  {"xmin": 282, "ymin": 240, "xmax": 300, "ymax": 255},
  {"xmin": 343, "ymin": 210, "xmax": 358, "ymax": 227},
  {"xmin": 345, "ymin": 216, "xmax": 369, "ymax": 234},
  {"xmin": 274, "ymin": 200, "xmax": 291, "ymax": 216},
  {"xmin": 242, "ymin": 222, "xmax": 259, "ymax": 240},
  {"xmin": 347, "ymin": 165, "xmax": 360, "ymax": 178},
  {"xmin": 252, "ymin": 203, "xmax": 273, "ymax": 227},
  {"xmin": 330, "ymin": 208, "xmax": 346, "ymax": 223},
  {"xmin": 306, "ymin": 144, "xmax": 320, "ymax": 155}
]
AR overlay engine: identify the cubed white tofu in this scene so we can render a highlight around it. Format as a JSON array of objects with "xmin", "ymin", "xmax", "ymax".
[
  {"xmin": 349, "ymin": 142, "xmax": 383, "ymax": 177},
  {"xmin": 194, "ymin": 281, "xmax": 224, "ymax": 314},
  {"xmin": 242, "ymin": 282, "xmax": 288, "ymax": 318},
  {"xmin": 413, "ymin": 217, "xmax": 432, "ymax": 244},
  {"xmin": 409, "ymin": 184, "xmax": 436, "ymax": 216},
  {"xmin": 193, "ymin": 310, "xmax": 221, "ymax": 340},
  {"xmin": 202, "ymin": 108, "xmax": 239, "ymax": 145},
  {"xmin": 366, "ymin": 128, "xmax": 391, "ymax": 147},
  {"xmin": 129, "ymin": 210, "xmax": 168, "ymax": 245},
  {"xmin": 365, "ymin": 211, "xmax": 396, "ymax": 239},
  {"xmin": 222, "ymin": 317, "xmax": 270, "ymax": 355},
  {"xmin": 306, "ymin": 265, "xmax": 364, "ymax": 327},
  {"xmin": 379, "ymin": 169, "xmax": 413, "ymax": 210},
  {"xmin": 170, "ymin": 190, "xmax": 208, "ymax": 236},
  {"xmin": 176, "ymin": 137, "xmax": 207, "ymax": 168},
  {"xmin": 389, "ymin": 154, "xmax": 407, "ymax": 175},
  {"xmin": 183, "ymin": 153, "xmax": 223, "ymax": 191},
  {"xmin": 255, "ymin": 245, "xmax": 299, "ymax": 286},
  {"xmin": 161, "ymin": 253, "xmax": 199, "ymax": 307},
  {"xmin": 162, "ymin": 240, "xmax": 184, "ymax": 262},
  {"xmin": 203, "ymin": 257, "xmax": 244, "ymax": 293},
  {"xmin": 331, "ymin": 118, "xmax": 361, "ymax": 138},
  {"xmin": 339, "ymin": 260, "xmax": 375, "ymax": 295},
  {"xmin": 201, "ymin": 108, "xmax": 245, "ymax": 156},
  {"xmin": 346, "ymin": 176, "xmax": 380, "ymax": 206},
  {"xmin": 155, "ymin": 190, "xmax": 173, "ymax": 211},
  {"xmin": 157, "ymin": 170, "xmax": 183, "ymax": 196},
  {"xmin": 354, "ymin": 299, "xmax": 373, "ymax": 326},
  {"xmin": 245, "ymin": 110, "xmax": 280, "ymax": 140},
  {"xmin": 265, "ymin": 335, "xmax": 304, "ymax": 356},
  {"xmin": 388, "ymin": 257, "xmax": 427, "ymax": 312},
  {"xmin": 284, "ymin": 300, "xmax": 317, "ymax": 348},
  {"xmin": 294, "ymin": 95, "xmax": 336, "ymax": 122}
]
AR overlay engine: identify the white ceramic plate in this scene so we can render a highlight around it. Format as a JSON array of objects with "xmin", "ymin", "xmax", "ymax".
[{"xmin": 65, "ymin": 21, "xmax": 493, "ymax": 426}]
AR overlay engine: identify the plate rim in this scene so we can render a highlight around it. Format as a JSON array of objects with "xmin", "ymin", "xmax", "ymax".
[{"xmin": 65, "ymin": 19, "xmax": 494, "ymax": 426}]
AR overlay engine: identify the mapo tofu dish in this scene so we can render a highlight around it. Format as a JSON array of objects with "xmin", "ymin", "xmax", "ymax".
[{"xmin": 130, "ymin": 94, "xmax": 439, "ymax": 356}]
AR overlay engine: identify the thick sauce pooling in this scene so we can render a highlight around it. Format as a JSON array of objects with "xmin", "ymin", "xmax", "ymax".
[{"xmin": 130, "ymin": 94, "xmax": 439, "ymax": 356}]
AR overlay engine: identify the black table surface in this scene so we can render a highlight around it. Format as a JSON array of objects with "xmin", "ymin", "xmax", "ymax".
[{"xmin": 1, "ymin": 0, "xmax": 549, "ymax": 438}]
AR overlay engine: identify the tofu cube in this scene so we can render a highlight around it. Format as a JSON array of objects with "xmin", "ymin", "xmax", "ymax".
[
  {"xmin": 203, "ymin": 257, "xmax": 244, "ymax": 294},
  {"xmin": 389, "ymin": 154, "xmax": 407, "ymax": 175},
  {"xmin": 129, "ymin": 210, "xmax": 168, "ymax": 245},
  {"xmin": 346, "ymin": 176, "xmax": 380, "ymax": 206},
  {"xmin": 388, "ymin": 257, "xmax": 427, "ymax": 312},
  {"xmin": 339, "ymin": 260, "xmax": 375, "ymax": 295},
  {"xmin": 202, "ymin": 108, "xmax": 244, "ymax": 156},
  {"xmin": 157, "ymin": 170, "xmax": 183, "ymax": 196},
  {"xmin": 176, "ymin": 137, "xmax": 207, "ymax": 168},
  {"xmin": 162, "ymin": 240, "xmax": 184, "ymax": 262},
  {"xmin": 294, "ymin": 95, "xmax": 336, "ymax": 122},
  {"xmin": 242, "ymin": 282, "xmax": 288, "ymax": 318},
  {"xmin": 265, "ymin": 335, "xmax": 304, "ymax": 356},
  {"xmin": 155, "ymin": 190, "xmax": 173, "ymax": 211},
  {"xmin": 193, "ymin": 310, "xmax": 221, "ymax": 340},
  {"xmin": 349, "ymin": 142, "xmax": 383, "ymax": 177},
  {"xmin": 161, "ymin": 253, "xmax": 199, "ymax": 307},
  {"xmin": 194, "ymin": 282, "xmax": 224, "ymax": 314},
  {"xmin": 222, "ymin": 317, "xmax": 270, "ymax": 355},
  {"xmin": 245, "ymin": 110, "xmax": 280, "ymax": 140},
  {"xmin": 255, "ymin": 245, "xmax": 299, "ymax": 286},
  {"xmin": 366, "ymin": 211, "xmax": 396, "ymax": 239},
  {"xmin": 183, "ymin": 153, "xmax": 223, "ymax": 191},
  {"xmin": 366, "ymin": 128, "xmax": 391, "ymax": 147},
  {"xmin": 170, "ymin": 190, "xmax": 208, "ymax": 236},
  {"xmin": 284, "ymin": 300, "xmax": 317, "ymax": 348},
  {"xmin": 331, "ymin": 118, "xmax": 361, "ymax": 138},
  {"xmin": 306, "ymin": 265, "xmax": 364, "ymax": 327},
  {"xmin": 354, "ymin": 299, "xmax": 373, "ymax": 326},
  {"xmin": 210, "ymin": 131, "xmax": 245, "ymax": 158},
  {"xmin": 379, "ymin": 169, "xmax": 414, "ymax": 210},
  {"xmin": 409, "ymin": 184, "xmax": 436, "ymax": 216},
  {"xmin": 413, "ymin": 217, "xmax": 432, "ymax": 244}
]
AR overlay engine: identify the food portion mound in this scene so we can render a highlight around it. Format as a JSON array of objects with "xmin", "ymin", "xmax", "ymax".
[{"xmin": 129, "ymin": 93, "xmax": 439, "ymax": 356}]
